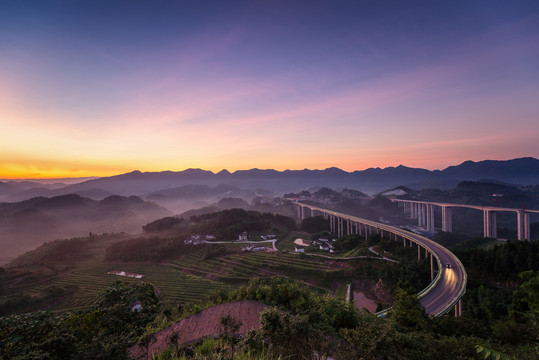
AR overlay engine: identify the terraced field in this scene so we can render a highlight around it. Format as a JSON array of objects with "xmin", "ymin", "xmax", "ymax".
[
  {"xmin": 7, "ymin": 241, "xmax": 360, "ymax": 313},
  {"xmin": 44, "ymin": 257, "xmax": 232, "ymax": 310}
]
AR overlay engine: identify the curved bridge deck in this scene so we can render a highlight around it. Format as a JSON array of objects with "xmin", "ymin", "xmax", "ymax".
[{"xmin": 295, "ymin": 202, "xmax": 467, "ymax": 317}]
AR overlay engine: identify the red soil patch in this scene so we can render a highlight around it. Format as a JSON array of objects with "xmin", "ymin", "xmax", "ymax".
[
  {"xmin": 129, "ymin": 300, "xmax": 270, "ymax": 359},
  {"xmin": 353, "ymin": 279, "xmax": 393, "ymax": 312}
]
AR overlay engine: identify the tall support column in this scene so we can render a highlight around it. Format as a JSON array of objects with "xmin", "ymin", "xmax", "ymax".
[
  {"xmin": 442, "ymin": 206, "xmax": 453, "ymax": 232},
  {"xmin": 517, "ymin": 210, "xmax": 530, "ymax": 241},
  {"xmin": 417, "ymin": 245, "xmax": 421, "ymax": 260},
  {"xmin": 454, "ymin": 298, "xmax": 463, "ymax": 318},
  {"xmin": 424, "ymin": 204, "xmax": 429, "ymax": 229},
  {"xmin": 404, "ymin": 238, "xmax": 407, "ymax": 247},
  {"xmin": 429, "ymin": 205, "xmax": 435, "ymax": 231},
  {"xmin": 419, "ymin": 204, "xmax": 427, "ymax": 228},
  {"xmin": 525, "ymin": 212, "xmax": 530, "ymax": 240},
  {"xmin": 430, "ymin": 253, "xmax": 434, "ymax": 281},
  {"xmin": 426, "ymin": 204, "xmax": 432, "ymax": 231},
  {"xmin": 483, "ymin": 210, "xmax": 497, "ymax": 238},
  {"xmin": 491, "ymin": 212, "xmax": 497, "ymax": 239},
  {"xmin": 483, "ymin": 210, "xmax": 489, "ymax": 237},
  {"xmin": 301, "ymin": 206, "xmax": 306, "ymax": 220}
]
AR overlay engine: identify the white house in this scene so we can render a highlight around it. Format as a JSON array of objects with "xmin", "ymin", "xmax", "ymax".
[{"xmin": 238, "ymin": 232, "xmax": 249, "ymax": 241}]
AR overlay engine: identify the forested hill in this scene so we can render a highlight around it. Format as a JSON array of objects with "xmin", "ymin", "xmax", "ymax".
[{"xmin": 0, "ymin": 194, "xmax": 171, "ymax": 260}]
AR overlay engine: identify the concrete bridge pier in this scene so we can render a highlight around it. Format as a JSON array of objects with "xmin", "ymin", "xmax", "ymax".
[
  {"xmin": 426, "ymin": 204, "xmax": 432, "ymax": 231},
  {"xmin": 442, "ymin": 206, "xmax": 453, "ymax": 232},
  {"xmin": 430, "ymin": 253, "xmax": 434, "ymax": 281},
  {"xmin": 483, "ymin": 210, "xmax": 497, "ymax": 239},
  {"xmin": 454, "ymin": 298, "xmax": 463, "ymax": 317},
  {"xmin": 429, "ymin": 205, "xmax": 435, "ymax": 231},
  {"xmin": 517, "ymin": 210, "xmax": 530, "ymax": 240}
]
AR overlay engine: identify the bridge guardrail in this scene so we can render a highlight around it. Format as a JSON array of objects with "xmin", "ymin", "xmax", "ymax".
[{"xmin": 433, "ymin": 250, "xmax": 467, "ymax": 317}]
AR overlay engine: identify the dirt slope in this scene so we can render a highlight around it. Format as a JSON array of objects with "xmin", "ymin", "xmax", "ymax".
[{"xmin": 129, "ymin": 300, "xmax": 270, "ymax": 359}]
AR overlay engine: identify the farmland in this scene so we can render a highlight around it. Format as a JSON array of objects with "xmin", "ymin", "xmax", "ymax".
[{"xmin": 1, "ymin": 231, "xmax": 383, "ymax": 314}]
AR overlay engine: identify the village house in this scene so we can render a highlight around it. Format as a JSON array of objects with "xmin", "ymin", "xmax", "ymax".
[
  {"xmin": 295, "ymin": 245, "xmax": 305, "ymax": 253},
  {"xmin": 238, "ymin": 232, "xmax": 249, "ymax": 241},
  {"xmin": 318, "ymin": 238, "xmax": 334, "ymax": 252},
  {"xmin": 184, "ymin": 234, "xmax": 205, "ymax": 245},
  {"xmin": 319, "ymin": 244, "xmax": 330, "ymax": 251},
  {"xmin": 242, "ymin": 244, "xmax": 267, "ymax": 252}
]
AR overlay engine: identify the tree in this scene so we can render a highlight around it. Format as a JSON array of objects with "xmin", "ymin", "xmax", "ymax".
[
  {"xmin": 219, "ymin": 315, "xmax": 242, "ymax": 359},
  {"xmin": 390, "ymin": 288, "xmax": 428, "ymax": 330}
]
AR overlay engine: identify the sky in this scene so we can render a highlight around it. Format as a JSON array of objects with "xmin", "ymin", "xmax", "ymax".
[{"xmin": 1, "ymin": 0, "xmax": 539, "ymax": 179}]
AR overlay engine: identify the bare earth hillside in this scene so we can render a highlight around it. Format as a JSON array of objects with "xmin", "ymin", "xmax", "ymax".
[{"xmin": 129, "ymin": 300, "xmax": 270, "ymax": 359}]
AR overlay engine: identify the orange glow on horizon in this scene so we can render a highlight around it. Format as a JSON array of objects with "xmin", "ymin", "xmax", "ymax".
[{"xmin": 0, "ymin": 156, "xmax": 464, "ymax": 180}]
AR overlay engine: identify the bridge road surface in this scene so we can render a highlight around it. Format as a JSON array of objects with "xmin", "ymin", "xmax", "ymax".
[
  {"xmin": 403, "ymin": 231, "xmax": 464, "ymax": 315},
  {"xmin": 296, "ymin": 203, "xmax": 466, "ymax": 316}
]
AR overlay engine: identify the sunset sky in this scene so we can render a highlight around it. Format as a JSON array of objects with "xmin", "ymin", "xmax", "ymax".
[{"xmin": 1, "ymin": 0, "xmax": 539, "ymax": 178}]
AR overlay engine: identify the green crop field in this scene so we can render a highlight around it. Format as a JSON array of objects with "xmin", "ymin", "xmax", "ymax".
[{"xmin": 2, "ymin": 230, "xmax": 388, "ymax": 314}]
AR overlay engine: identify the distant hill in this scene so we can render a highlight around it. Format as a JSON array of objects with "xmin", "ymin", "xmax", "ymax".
[
  {"xmin": 0, "ymin": 194, "xmax": 171, "ymax": 261},
  {"xmin": 1, "ymin": 158, "xmax": 538, "ymax": 202}
]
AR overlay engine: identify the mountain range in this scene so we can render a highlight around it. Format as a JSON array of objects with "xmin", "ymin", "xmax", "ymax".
[{"xmin": 2, "ymin": 157, "xmax": 538, "ymax": 202}]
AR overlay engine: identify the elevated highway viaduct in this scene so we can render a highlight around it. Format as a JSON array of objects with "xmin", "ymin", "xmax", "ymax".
[
  {"xmin": 294, "ymin": 202, "xmax": 467, "ymax": 317},
  {"xmin": 392, "ymin": 200, "xmax": 539, "ymax": 240}
]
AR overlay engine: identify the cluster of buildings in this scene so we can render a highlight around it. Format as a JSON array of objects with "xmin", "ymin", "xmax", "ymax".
[
  {"xmin": 184, "ymin": 234, "xmax": 216, "ymax": 245},
  {"xmin": 241, "ymin": 244, "xmax": 267, "ymax": 252},
  {"xmin": 295, "ymin": 237, "xmax": 336, "ymax": 253},
  {"xmin": 184, "ymin": 232, "xmax": 276, "ymax": 253},
  {"xmin": 237, "ymin": 232, "xmax": 276, "ymax": 242}
]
